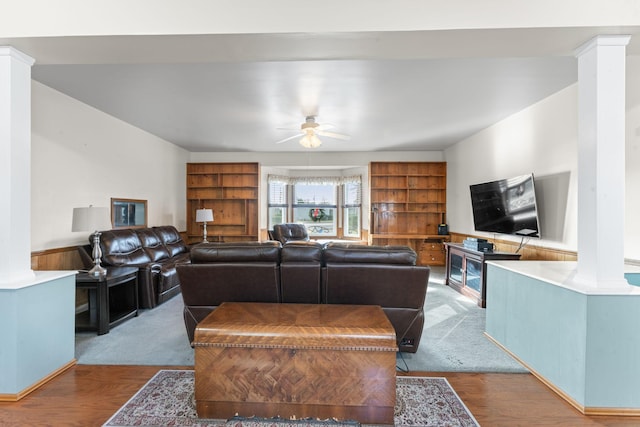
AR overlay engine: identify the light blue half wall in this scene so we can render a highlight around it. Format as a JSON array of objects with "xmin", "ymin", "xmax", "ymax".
[
  {"xmin": 0, "ymin": 272, "xmax": 76, "ymax": 397},
  {"xmin": 485, "ymin": 261, "xmax": 640, "ymax": 411}
]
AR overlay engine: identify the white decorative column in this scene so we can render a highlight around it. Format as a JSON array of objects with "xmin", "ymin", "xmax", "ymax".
[
  {"xmin": 0, "ymin": 46, "xmax": 76, "ymax": 401},
  {"xmin": 574, "ymin": 35, "xmax": 631, "ymax": 288},
  {"xmin": 0, "ymin": 46, "xmax": 35, "ymax": 284}
]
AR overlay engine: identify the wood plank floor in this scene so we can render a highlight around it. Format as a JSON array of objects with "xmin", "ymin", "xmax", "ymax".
[{"xmin": 1, "ymin": 365, "xmax": 640, "ymax": 426}]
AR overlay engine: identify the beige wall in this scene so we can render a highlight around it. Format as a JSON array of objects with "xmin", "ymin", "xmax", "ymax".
[{"xmin": 31, "ymin": 81, "xmax": 189, "ymax": 251}]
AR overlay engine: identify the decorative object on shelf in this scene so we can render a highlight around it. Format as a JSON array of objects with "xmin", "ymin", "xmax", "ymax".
[
  {"xmin": 111, "ymin": 198, "xmax": 147, "ymax": 229},
  {"xmin": 72, "ymin": 205, "xmax": 112, "ymax": 276},
  {"xmin": 438, "ymin": 213, "xmax": 449, "ymax": 235},
  {"xmin": 196, "ymin": 208, "xmax": 214, "ymax": 242}
]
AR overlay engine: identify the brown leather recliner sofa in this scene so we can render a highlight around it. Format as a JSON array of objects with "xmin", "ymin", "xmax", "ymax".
[
  {"xmin": 92, "ymin": 225, "xmax": 190, "ymax": 309},
  {"xmin": 176, "ymin": 240, "xmax": 429, "ymax": 353}
]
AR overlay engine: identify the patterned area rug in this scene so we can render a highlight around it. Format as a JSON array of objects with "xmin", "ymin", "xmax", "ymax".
[{"xmin": 103, "ymin": 370, "xmax": 479, "ymax": 427}]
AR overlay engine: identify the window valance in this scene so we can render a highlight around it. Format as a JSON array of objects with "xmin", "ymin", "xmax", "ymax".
[{"xmin": 268, "ymin": 174, "xmax": 361, "ymax": 185}]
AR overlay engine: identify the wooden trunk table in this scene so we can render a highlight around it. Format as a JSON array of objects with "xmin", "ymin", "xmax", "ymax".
[{"xmin": 193, "ymin": 302, "xmax": 397, "ymax": 424}]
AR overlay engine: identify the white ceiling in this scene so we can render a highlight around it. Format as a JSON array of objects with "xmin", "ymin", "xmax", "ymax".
[{"xmin": 11, "ymin": 27, "xmax": 640, "ymax": 152}]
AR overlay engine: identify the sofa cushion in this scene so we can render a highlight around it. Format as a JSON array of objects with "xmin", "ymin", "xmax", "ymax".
[
  {"xmin": 323, "ymin": 242, "xmax": 417, "ymax": 265},
  {"xmin": 153, "ymin": 225, "xmax": 189, "ymax": 257},
  {"xmin": 190, "ymin": 241, "xmax": 281, "ymax": 263},
  {"xmin": 99, "ymin": 229, "xmax": 153, "ymax": 266},
  {"xmin": 280, "ymin": 241, "xmax": 324, "ymax": 304},
  {"xmin": 136, "ymin": 228, "xmax": 170, "ymax": 262},
  {"xmin": 323, "ymin": 264, "xmax": 428, "ymax": 308},
  {"xmin": 281, "ymin": 241, "xmax": 324, "ymax": 263}
]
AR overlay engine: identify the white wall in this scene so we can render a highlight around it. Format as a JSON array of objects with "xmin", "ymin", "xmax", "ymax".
[
  {"xmin": 31, "ymin": 81, "xmax": 189, "ymax": 251},
  {"xmin": 445, "ymin": 84, "xmax": 579, "ymax": 250},
  {"xmin": 625, "ymin": 56, "xmax": 640, "ymax": 260},
  {"xmin": 447, "ymin": 55, "xmax": 640, "ymax": 258},
  {"xmin": 5, "ymin": 1, "xmax": 640, "ymax": 39},
  {"xmin": 31, "ymin": 54, "xmax": 640, "ymax": 256}
]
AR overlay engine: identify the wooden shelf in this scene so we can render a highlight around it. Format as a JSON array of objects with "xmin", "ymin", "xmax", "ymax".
[
  {"xmin": 369, "ymin": 161, "xmax": 447, "ymax": 266},
  {"xmin": 186, "ymin": 163, "xmax": 259, "ymax": 245}
]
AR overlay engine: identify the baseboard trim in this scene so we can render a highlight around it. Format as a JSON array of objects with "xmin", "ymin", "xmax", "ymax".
[
  {"xmin": 0, "ymin": 359, "xmax": 76, "ymax": 402},
  {"xmin": 484, "ymin": 333, "xmax": 640, "ymax": 416}
]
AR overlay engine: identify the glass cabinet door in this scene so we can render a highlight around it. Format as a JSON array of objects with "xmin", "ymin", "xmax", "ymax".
[
  {"xmin": 465, "ymin": 257, "xmax": 483, "ymax": 293},
  {"xmin": 449, "ymin": 252, "xmax": 464, "ymax": 284}
]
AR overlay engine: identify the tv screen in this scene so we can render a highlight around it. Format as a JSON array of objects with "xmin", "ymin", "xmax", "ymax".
[{"xmin": 470, "ymin": 174, "xmax": 541, "ymax": 238}]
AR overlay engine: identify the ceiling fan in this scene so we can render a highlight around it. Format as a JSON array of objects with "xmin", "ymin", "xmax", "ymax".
[{"xmin": 275, "ymin": 116, "xmax": 351, "ymax": 148}]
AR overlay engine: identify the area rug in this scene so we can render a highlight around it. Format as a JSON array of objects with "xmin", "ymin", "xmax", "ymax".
[{"xmin": 103, "ymin": 370, "xmax": 479, "ymax": 427}]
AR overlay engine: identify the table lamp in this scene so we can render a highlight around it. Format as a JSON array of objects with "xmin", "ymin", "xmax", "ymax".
[
  {"xmin": 196, "ymin": 208, "xmax": 214, "ymax": 242},
  {"xmin": 72, "ymin": 205, "xmax": 112, "ymax": 276}
]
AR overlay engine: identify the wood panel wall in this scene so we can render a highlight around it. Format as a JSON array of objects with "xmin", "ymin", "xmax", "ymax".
[
  {"xmin": 31, "ymin": 246, "xmax": 87, "ymax": 308},
  {"xmin": 32, "ymin": 230, "xmax": 573, "ymax": 273},
  {"xmin": 31, "ymin": 246, "xmax": 86, "ymax": 271},
  {"xmin": 449, "ymin": 232, "xmax": 577, "ymax": 261}
]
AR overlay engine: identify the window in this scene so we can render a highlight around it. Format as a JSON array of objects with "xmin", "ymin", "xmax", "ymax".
[
  {"xmin": 267, "ymin": 180, "xmax": 287, "ymax": 229},
  {"xmin": 267, "ymin": 174, "xmax": 362, "ymax": 239},
  {"xmin": 343, "ymin": 181, "xmax": 361, "ymax": 238},
  {"xmin": 293, "ymin": 183, "xmax": 337, "ymax": 237}
]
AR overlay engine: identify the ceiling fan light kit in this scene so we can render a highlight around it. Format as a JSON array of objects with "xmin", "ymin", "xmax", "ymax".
[
  {"xmin": 300, "ymin": 132, "xmax": 322, "ymax": 148},
  {"xmin": 275, "ymin": 115, "xmax": 350, "ymax": 149}
]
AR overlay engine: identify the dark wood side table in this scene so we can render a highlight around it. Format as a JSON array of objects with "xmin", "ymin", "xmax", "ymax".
[{"xmin": 75, "ymin": 266, "xmax": 139, "ymax": 335}]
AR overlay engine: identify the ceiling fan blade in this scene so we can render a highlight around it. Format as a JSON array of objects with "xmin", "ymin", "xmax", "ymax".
[
  {"xmin": 316, "ymin": 123, "xmax": 335, "ymax": 131},
  {"xmin": 317, "ymin": 130, "xmax": 351, "ymax": 141},
  {"xmin": 274, "ymin": 133, "xmax": 304, "ymax": 144}
]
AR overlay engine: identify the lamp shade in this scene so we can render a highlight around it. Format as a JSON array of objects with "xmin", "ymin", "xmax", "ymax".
[
  {"xmin": 72, "ymin": 206, "xmax": 112, "ymax": 232},
  {"xmin": 196, "ymin": 208, "xmax": 214, "ymax": 223}
]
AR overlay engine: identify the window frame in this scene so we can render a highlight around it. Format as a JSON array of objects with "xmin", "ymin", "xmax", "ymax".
[{"xmin": 267, "ymin": 174, "xmax": 362, "ymax": 240}]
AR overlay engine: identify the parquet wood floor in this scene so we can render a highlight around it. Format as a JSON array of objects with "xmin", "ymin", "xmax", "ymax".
[{"xmin": 1, "ymin": 365, "xmax": 639, "ymax": 426}]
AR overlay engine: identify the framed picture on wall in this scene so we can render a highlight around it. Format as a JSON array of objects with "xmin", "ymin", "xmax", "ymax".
[{"xmin": 111, "ymin": 198, "xmax": 147, "ymax": 229}]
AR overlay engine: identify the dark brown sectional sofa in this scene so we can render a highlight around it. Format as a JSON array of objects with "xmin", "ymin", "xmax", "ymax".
[
  {"xmin": 177, "ymin": 241, "xmax": 430, "ymax": 353},
  {"xmin": 91, "ymin": 225, "xmax": 190, "ymax": 308}
]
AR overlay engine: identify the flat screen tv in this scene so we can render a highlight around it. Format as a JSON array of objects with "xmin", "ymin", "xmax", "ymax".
[{"xmin": 469, "ymin": 173, "xmax": 541, "ymax": 238}]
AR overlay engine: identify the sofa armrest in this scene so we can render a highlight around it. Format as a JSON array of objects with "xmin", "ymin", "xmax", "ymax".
[{"xmin": 136, "ymin": 263, "xmax": 161, "ymax": 309}]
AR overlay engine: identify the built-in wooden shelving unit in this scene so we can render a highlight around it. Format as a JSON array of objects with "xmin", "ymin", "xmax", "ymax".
[
  {"xmin": 186, "ymin": 163, "xmax": 259, "ymax": 244},
  {"xmin": 369, "ymin": 161, "xmax": 449, "ymax": 265}
]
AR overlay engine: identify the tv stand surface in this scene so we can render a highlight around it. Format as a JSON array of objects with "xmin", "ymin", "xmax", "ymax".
[{"xmin": 444, "ymin": 243, "xmax": 521, "ymax": 307}]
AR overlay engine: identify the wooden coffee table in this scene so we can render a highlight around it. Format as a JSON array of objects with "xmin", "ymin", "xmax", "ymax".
[{"xmin": 193, "ymin": 302, "xmax": 397, "ymax": 424}]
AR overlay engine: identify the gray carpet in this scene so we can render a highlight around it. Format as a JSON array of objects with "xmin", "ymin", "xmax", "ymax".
[
  {"xmin": 75, "ymin": 293, "xmax": 195, "ymax": 366},
  {"xmin": 398, "ymin": 267, "xmax": 527, "ymax": 373},
  {"xmin": 75, "ymin": 267, "xmax": 528, "ymax": 373}
]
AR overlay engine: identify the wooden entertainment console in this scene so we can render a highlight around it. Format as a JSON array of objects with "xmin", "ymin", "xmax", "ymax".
[{"xmin": 445, "ymin": 243, "xmax": 521, "ymax": 307}]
